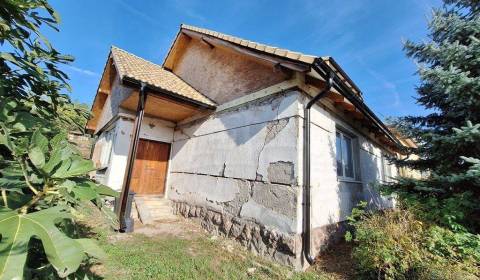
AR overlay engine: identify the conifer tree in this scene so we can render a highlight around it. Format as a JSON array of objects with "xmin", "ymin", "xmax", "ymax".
[{"xmin": 387, "ymin": 0, "xmax": 480, "ymax": 232}]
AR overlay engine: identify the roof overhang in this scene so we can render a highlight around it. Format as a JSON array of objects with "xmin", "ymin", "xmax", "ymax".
[
  {"xmin": 311, "ymin": 57, "xmax": 401, "ymax": 148},
  {"xmin": 85, "ymin": 47, "xmax": 216, "ymax": 134},
  {"xmin": 161, "ymin": 24, "xmax": 401, "ymax": 149},
  {"xmin": 119, "ymin": 77, "xmax": 215, "ymax": 123}
]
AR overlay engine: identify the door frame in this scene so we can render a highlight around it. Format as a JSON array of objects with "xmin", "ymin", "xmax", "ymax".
[{"xmin": 131, "ymin": 138, "xmax": 171, "ymax": 196}]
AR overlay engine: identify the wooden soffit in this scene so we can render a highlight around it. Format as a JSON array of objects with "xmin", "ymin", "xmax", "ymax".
[{"xmin": 120, "ymin": 90, "xmax": 209, "ymax": 122}]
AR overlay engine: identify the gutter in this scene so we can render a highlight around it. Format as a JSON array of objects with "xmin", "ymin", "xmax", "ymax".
[
  {"xmin": 121, "ymin": 76, "xmax": 217, "ymax": 110},
  {"xmin": 311, "ymin": 58, "xmax": 400, "ymax": 146},
  {"xmin": 303, "ymin": 70, "xmax": 334, "ymax": 264}
]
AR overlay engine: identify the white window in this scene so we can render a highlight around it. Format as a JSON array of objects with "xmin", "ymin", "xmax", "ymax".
[{"xmin": 336, "ymin": 131, "xmax": 355, "ymax": 179}]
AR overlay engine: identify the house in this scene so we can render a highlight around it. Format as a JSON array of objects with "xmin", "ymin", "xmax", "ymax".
[{"xmin": 86, "ymin": 24, "xmax": 401, "ymax": 269}]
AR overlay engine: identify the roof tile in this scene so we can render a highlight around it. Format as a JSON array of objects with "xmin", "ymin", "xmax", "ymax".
[
  {"xmin": 181, "ymin": 24, "xmax": 318, "ymax": 66},
  {"xmin": 111, "ymin": 46, "xmax": 216, "ymax": 107}
]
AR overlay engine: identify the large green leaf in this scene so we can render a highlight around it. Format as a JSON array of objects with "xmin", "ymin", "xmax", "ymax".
[
  {"xmin": 0, "ymin": 163, "xmax": 25, "ymax": 194},
  {"xmin": 30, "ymin": 129, "xmax": 48, "ymax": 154},
  {"xmin": 0, "ymin": 178, "xmax": 24, "ymax": 193},
  {"xmin": 94, "ymin": 184, "xmax": 120, "ymax": 198},
  {"xmin": 11, "ymin": 112, "xmax": 40, "ymax": 132},
  {"xmin": 28, "ymin": 146, "xmax": 45, "ymax": 168},
  {"xmin": 0, "ymin": 123, "xmax": 14, "ymax": 152},
  {"xmin": 0, "ymin": 100, "xmax": 17, "ymax": 123},
  {"xmin": 71, "ymin": 184, "xmax": 97, "ymax": 201},
  {"xmin": 42, "ymin": 145, "xmax": 74, "ymax": 175},
  {"xmin": 0, "ymin": 207, "xmax": 104, "ymax": 279},
  {"xmin": 52, "ymin": 156, "xmax": 95, "ymax": 179}
]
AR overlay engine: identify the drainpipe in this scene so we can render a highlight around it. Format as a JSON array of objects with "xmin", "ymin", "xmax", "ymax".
[
  {"xmin": 118, "ymin": 82, "xmax": 147, "ymax": 232},
  {"xmin": 303, "ymin": 71, "xmax": 334, "ymax": 264}
]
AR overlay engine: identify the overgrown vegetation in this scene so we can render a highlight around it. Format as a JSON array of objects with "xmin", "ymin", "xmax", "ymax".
[
  {"xmin": 346, "ymin": 0, "xmax": 480, "ymax": 278},
  {"xmin": 346, "ymin": 203, "xmax": 479, "ymax": 279},
  {"xmin": 0, "ymin": 1, "xmax": 117, "ymax": 279}
]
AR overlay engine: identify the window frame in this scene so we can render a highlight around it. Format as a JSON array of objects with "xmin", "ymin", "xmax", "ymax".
[{"xmin": 336, "ymin": 130, "xmax": 356, "ymax": 180}]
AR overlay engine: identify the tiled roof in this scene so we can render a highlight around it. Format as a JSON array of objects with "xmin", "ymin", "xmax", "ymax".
[
  {"xmin": 180, "ymin": 24, "xmax": 318, "ymax": 64},
  {"xmin": 110, "ymin": 46, "xmax": 216, "ymax": 107}
]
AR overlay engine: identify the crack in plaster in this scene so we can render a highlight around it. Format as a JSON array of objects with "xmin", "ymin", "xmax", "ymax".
[
  {"xmin": 219, "ymin": 162, "xmax": 226, "ymax": 176},
  {"xmin": 254, "ymin": 118, "xmax": 289, "ymax": 180}
]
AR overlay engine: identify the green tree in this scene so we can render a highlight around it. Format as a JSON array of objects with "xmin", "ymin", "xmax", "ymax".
[
  {"xmin": 55, "ymin": 101, "xmax": 91, "ymax": 133},
  {"xmin": 0, "ymin": 1, "xmax": 116, "ymax": 278},
  {"xmin": 386, "ymin": 0, "xmax": 480, "ymax": 233},
  {"xmin": 346, "ymin": 1, "xmax": 480, "ymax": 278}
]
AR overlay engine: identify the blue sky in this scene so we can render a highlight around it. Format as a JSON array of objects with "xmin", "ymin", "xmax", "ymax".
[{"xmin": 47, "ymin": 0, "xmax": 440, "ymax": 119}]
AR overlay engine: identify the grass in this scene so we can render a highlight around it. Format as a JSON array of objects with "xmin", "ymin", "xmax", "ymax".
[
  {"xmin": 94, "ymin": 232, "xmax": 336, "ymax": 280},
  {"xmin": 77, "ymin": 203, "xmax": 350, "ymax": 279}
]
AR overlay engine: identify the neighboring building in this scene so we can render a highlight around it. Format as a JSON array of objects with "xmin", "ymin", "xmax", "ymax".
[
  {"xmin": 389, "ymin": 127, "xmax": 424, "ymax": 179},
  {"xmin": 86, "ymin": 24, "xmax": 401, "ymax": 269}
]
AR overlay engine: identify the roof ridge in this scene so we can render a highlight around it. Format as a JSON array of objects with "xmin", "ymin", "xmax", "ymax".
[
  {"xmin": 111, "ymin": 45, "xmax": 164, "ymax": 69},
  {"xmin": 179, "ymin": 24, "xmax": 318, "ymax": 64}
]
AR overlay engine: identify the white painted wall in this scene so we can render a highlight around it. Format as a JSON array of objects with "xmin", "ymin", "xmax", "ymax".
[
  {"xmin": 296, "ymin": 98, "xmax": 397, "ymax": 232},
  {"xmin": 95, "ymin": 78, "xmax": 132, "ymax": 133},
  {"xmin": 168, "ymin": 90, "xmax": 397, "ymax": 235}
]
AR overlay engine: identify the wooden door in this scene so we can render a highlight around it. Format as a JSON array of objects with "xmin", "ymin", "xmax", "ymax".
[{"xmin": 130, "ymin": 139, "xmax": 170, "ymax": 195}]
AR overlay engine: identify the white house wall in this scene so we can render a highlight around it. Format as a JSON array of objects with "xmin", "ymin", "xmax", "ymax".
[
  {"xmin": 169, "ymin": 89, "xmax": 397, "ymax": 267},
  {"xmin": 169, "ymin": 91, "xmax": 302, "ymax": 228},
  {"xmin": 296, "ymin": 94, "xmax": 396, "ymax": 255}
]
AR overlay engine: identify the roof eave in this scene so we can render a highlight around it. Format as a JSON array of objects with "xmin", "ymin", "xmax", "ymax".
[
  {"xmin": 312, "ymin": 57, "xmax": 401, "ymax": 147},
  {"xmin": 121, "ymin": 75, "xmax": 217, "ymax": 110}
]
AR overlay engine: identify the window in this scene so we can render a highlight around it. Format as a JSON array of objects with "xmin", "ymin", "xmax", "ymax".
[
  {"xmin": 381, "ymin": 153, "xmax": 393, "ymax": 182},
  {"xmin": 336, "ymin": 131, "xmax": 355, "ymax": 179}
]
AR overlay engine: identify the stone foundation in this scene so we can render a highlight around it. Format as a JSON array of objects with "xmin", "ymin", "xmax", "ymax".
[
  {"xmin": 172, "ymin": 201, "xmax": 303, "ymax": 268},
  {"xmin": 311, "ymin": 222, "xmax": 348, "ymax": 255}
]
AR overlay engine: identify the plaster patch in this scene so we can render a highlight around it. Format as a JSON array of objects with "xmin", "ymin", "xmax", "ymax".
[
  {"xmin": 240, "ymin": 200, "xmax": 295, "ymax": 233},
  {"xmin": 251, "ymin": 182, "xmax": 297, "ymax": 218},
  {"xmin": 267, "ymin": 161, "xmax": 295, "ymax": 185}
]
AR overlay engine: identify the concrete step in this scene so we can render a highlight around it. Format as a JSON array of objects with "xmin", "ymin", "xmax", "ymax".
[
  {"xmin": 134, "ymin": 196, "xmax": 177, "ymax": 224},
  {"xmin": 141, "ymin": 202, "xmax": 172, "ymax": 208}
]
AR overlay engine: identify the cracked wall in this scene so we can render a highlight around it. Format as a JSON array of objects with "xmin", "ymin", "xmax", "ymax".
[
  {"xmin": 167, "ymin": 89, "xmax": 397, "ymax": 268},
  {"xmin": 167, "ymin": 91, "xmax": 304, "ymax": 267},
  {"xmin": 168, "ymin": 91, "xmax": 303, "ymax": 232}
]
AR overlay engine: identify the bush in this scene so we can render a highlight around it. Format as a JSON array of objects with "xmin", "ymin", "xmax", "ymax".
[{"xmin": 346, "ymin": 205, "xmax": 480, "ymax": 279}]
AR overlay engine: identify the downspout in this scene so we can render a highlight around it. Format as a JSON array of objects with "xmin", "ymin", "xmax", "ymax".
[
  {"xmin": 118, "ymin": 82, "xmax": 147, "ymax": 232},
  {"xmin": 303, "ymin": 71, "xmax": 334, "ymax": 264}
]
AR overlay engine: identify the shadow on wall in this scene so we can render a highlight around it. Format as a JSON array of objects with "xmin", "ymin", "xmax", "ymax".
[
  {"xmin": 360, "ymin": 150, "xmax": 394, "ymax": 210},
  {"xmin": 169, "ymin": 92, "xmax": 294, "ymax": 175}
]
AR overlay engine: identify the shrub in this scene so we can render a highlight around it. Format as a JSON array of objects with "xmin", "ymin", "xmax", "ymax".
[{"xmin": 346, "ymin": 204, "xmax": 480, "ymax": 279}]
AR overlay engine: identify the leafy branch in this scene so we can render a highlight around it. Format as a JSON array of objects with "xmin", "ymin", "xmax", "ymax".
[{"xmin": 0, "ymin": 1, "xmax": 118, "ymax": 279}]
